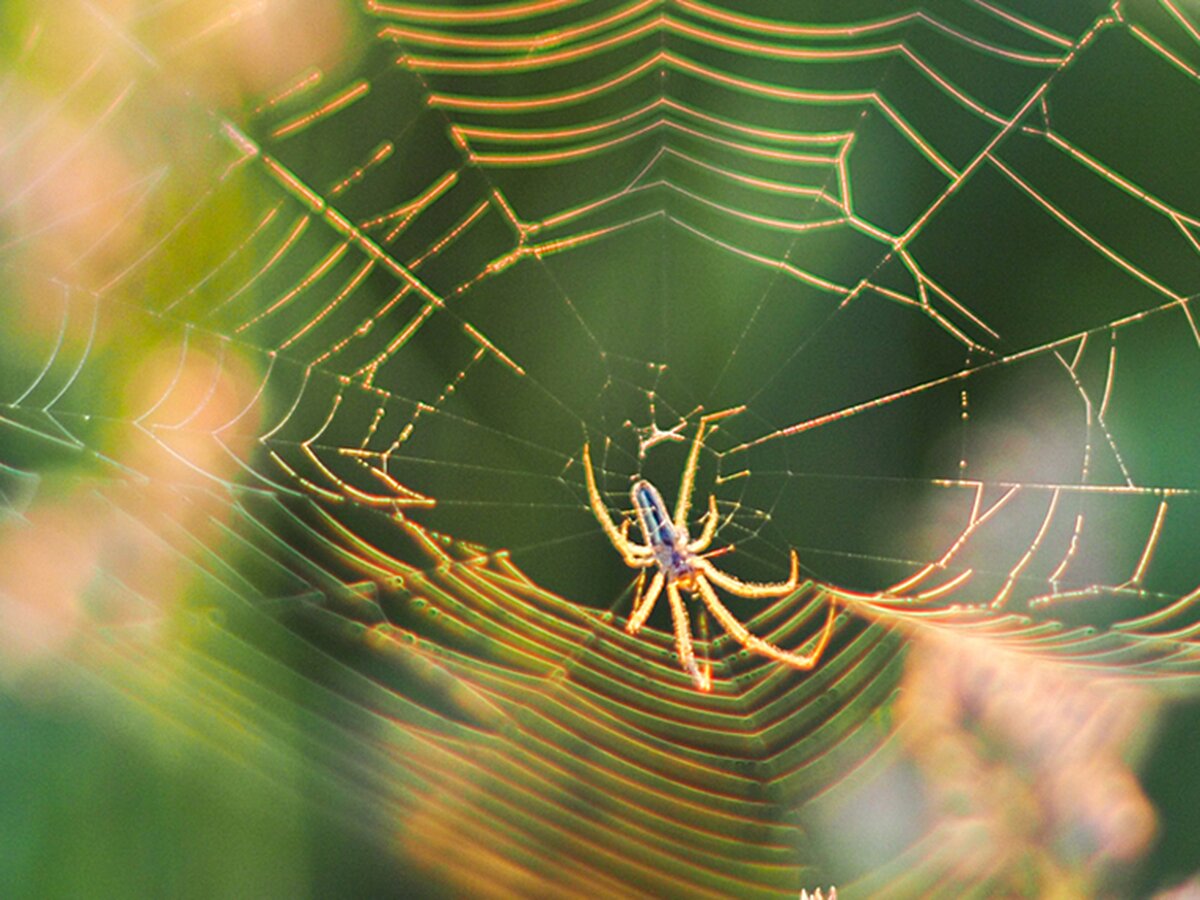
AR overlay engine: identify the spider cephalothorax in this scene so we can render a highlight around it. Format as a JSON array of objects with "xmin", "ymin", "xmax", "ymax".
[{"xmin": 583, "ymin": 407, "xmax": 837, "ymax": 691}]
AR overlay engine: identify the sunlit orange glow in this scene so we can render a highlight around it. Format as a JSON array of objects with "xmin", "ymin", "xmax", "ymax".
[
  {"xmin": 898, "ymin": 633, "xmax": 1158, "ymax": 891},
  {"xmin": 0, "ymin": 89, "xmax": 148, "ymax": 311},
  {"xmin": 161, "ymin": 0, "xmax": 352, "ymax": 106},
  {"xmin": 0, "ymin": 341, "xmax": 260, "ymax": 680}
]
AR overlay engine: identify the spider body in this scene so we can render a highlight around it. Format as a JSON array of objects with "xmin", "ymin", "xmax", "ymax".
[
  {"xmin": 583, "ymin": 407, "xmax": 838, "ymax": 691},
  {"xmin": 631, "ymin": 480, "xmax": 695, "ymax": 585}
]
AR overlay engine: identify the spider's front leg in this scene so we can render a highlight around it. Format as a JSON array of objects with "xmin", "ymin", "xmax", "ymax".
[
  {"xmin": 687, "ymin": 494, "xmax": 720, "ymax": 553},
  {"xmin": 583, "ymin": 442, "xmax": 653, "ymax": 567},
  {"xmin": 627, "ymin": 570, "xmax": 664, "ymax": 635},
  {"xmin": 672, "ymin": 406, "xmax": 745, "ymax": 531}
]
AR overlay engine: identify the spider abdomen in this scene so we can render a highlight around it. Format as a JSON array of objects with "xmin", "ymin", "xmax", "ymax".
[{"xmin": 631, "ymin": 479, "xmax": 697, "ymax": 579}]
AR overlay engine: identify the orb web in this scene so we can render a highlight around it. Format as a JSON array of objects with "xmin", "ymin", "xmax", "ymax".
[{"xmin": 1, "ymin": 0, "xmax": 1199, "ymax": 896}]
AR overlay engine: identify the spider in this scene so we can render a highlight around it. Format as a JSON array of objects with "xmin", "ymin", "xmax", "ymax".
[{"xmin": 583, "ymin": 407, "xmax": 838, "ymax": 691}]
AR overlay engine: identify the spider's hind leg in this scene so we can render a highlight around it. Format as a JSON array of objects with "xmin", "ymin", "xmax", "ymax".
[
  {"xmin": 667, "ymin": 583, "xmax": 712, "ymax": 691},
  {"xmin": 701, "ymin": 550, "xmax": 800, "ymax": 599},
  {"xmin": 696, "ymin": 575, "xmax": 837, "ymax": 671}
]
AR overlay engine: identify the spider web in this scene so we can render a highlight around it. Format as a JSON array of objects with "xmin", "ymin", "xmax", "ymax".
[{"xmin": 2, "ymin": 0, "xmax": 1200, "ymax": 896}]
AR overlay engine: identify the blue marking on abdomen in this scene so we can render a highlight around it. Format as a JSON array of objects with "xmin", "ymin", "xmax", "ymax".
[{"xmin": 634, "ymin": 482, "xmax": 675, "ymax": 546}]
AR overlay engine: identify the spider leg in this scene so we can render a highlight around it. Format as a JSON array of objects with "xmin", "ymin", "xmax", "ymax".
[
  {"xmin": 583, "ymin": 442, "xmax": 653, "ymax": 566},
  {"xmin": 619, "ymin": 519, "xmax": 653, "ymax": 562},
  {"xmin": 631, "ymin": 568, "xmax": 645, "ymax": 611},
  {"xmin": 699, "ymin": 550, "xmax": 800, "ymax": 599},
  {"xmin": 672, "ymin": 407, "xmax": 744, "ymax": 532},
  {"xmin": 695, "ymin": 575, "xmax": 837, "ymax": 671},
  {"xmin": 627, "ymin": 571, "xmax": 663, "ymax": 634},
  {"xmin": 666, "ymin": 583, "xmax": 712, "ymax": 692},
  {"xmin": 686, "ymin": 494, "xmax": 720, "ymax": 553}
]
